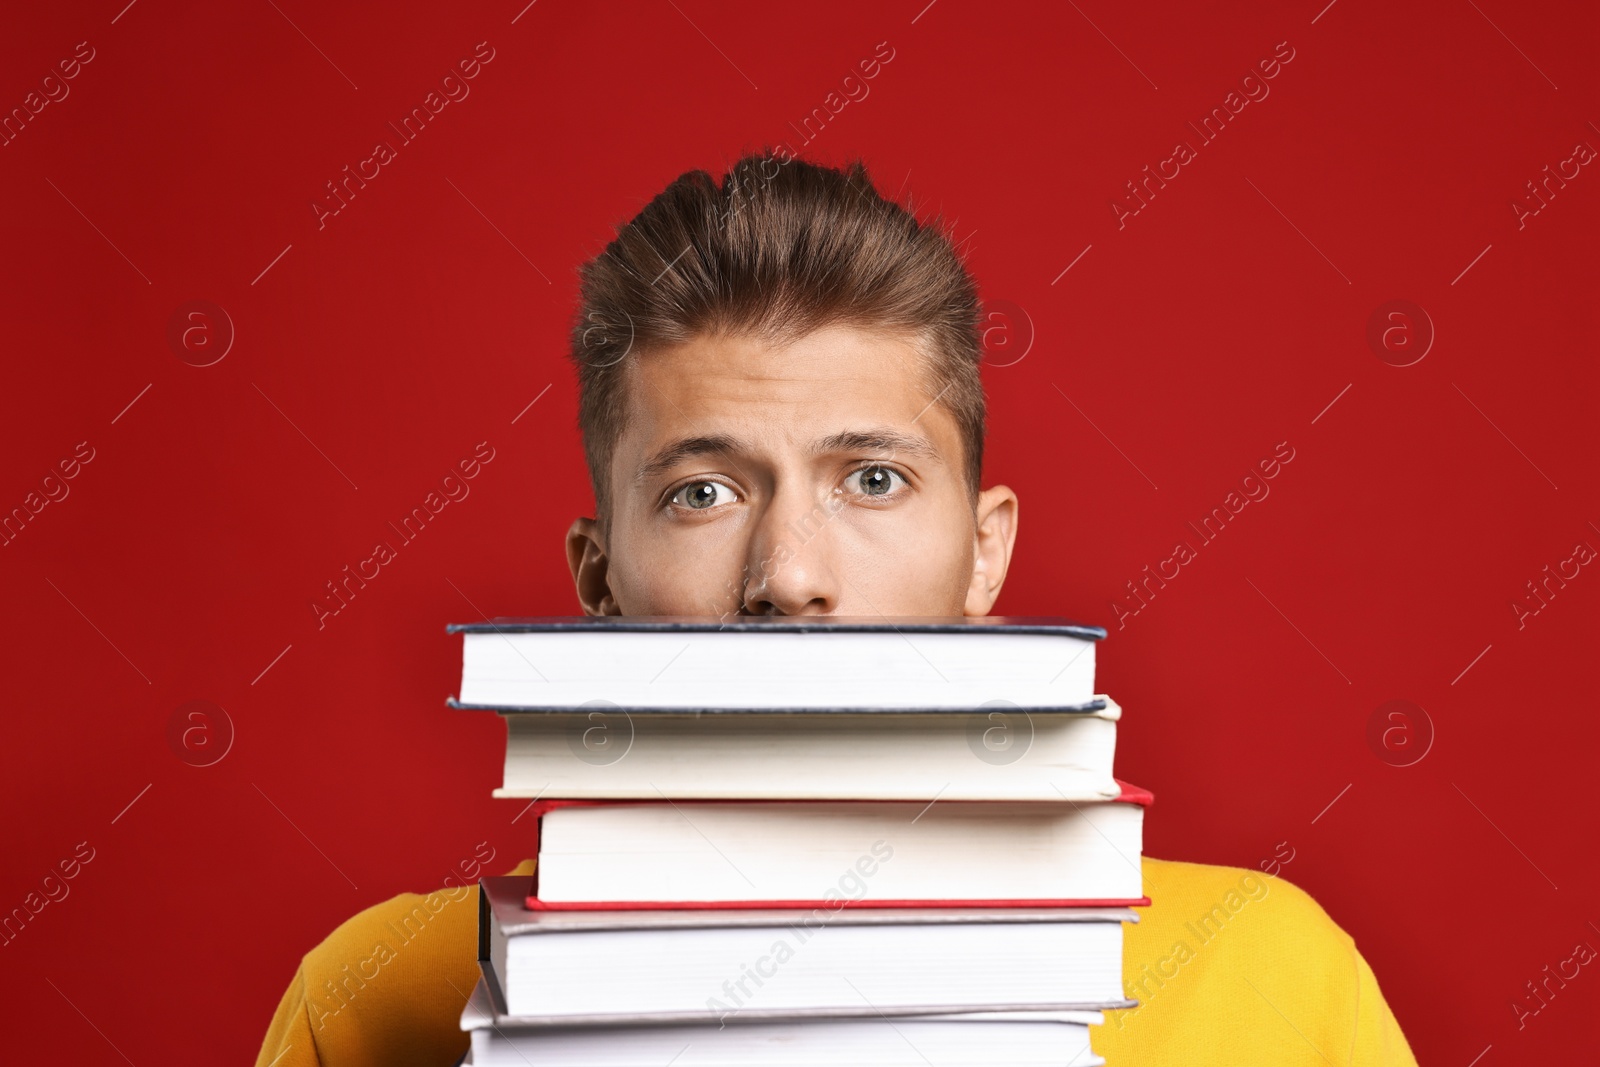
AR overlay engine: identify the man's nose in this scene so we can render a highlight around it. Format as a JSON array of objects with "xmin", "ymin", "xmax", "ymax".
[{"xmin": 741, "ymin": 487, "xmax": 843, "ymax": 616}]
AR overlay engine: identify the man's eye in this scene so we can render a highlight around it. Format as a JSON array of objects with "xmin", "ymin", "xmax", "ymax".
[
  {"xmin": 670, "ymin": 480, "xmax": 737, "ymax": 510},
  {"xmin": 843, "ymin": 465, "xmax": 906, "ymax": 498}
]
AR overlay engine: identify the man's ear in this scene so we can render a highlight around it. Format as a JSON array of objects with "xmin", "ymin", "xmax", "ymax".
[
  {"xmin": 566, "ymin": 516, "xmax": 621, "ymax": 615},
  {"xmin": 963, "ymin": 485, "xmax": 1019, "ymax": 616}
]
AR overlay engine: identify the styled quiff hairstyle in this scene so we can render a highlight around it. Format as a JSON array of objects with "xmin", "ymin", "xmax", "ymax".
[{"xmin": 568, "ymin": 150, "xmax": 986, "ymax": 517}]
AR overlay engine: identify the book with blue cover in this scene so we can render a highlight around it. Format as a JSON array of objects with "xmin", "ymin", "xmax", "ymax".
[{"xmin": 446, "ymin": 615, "xmax": 1105, "ymax": 713}]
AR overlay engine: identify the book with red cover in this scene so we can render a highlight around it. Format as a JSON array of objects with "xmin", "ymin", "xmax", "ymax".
[{"xmin": 523, "ymin": 780, "xmax": 1153, "ymax": 911}]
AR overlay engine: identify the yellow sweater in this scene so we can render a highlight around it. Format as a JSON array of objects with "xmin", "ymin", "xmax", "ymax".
[{"xmin": 255, "ymin": 856, "xmax": 1417, "ymax": 1066}]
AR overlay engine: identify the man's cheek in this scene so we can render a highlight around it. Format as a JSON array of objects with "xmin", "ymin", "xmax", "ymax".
[
  {"xmin": 616, "ymin": 543, "xmax": 748, "ymax": 615},
  {"xmin": 845, "ymin": 514, "xmax": 966, "ymax": 613}
]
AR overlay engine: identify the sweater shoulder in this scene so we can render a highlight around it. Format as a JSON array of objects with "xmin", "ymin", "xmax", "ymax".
[
  {"xmin": 288, "ymin": 860, "xmax": 535, "ymax": 1066},
  {"xmin": 1136, "ymin": 854, "xmax": 1357, "ymax": 960},
  {"xmin": 1099, "ymin": 857, "xmax": 1371, "ymax": 1064},
  {"xmin": 301, "ymin": 886, "xmax": 475, "ymax": 978},
  {"xmin": 300, "ymin": 857, "xmax": 537, "ymax": 978}
]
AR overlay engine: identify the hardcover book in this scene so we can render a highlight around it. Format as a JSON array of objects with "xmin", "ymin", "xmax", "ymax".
[
  {"xmin": 523, "ymin": 783, "xmax": 1151, "ymax": 909},
  {"xmin": 477, "ymin": 876, "xmax": 1138, "ymax": 1023},
  {"xmin": 493, "ymin": 696, "xmax": 1122, "ymax": 801},
  {"xmin": 447, "ymin": 615, "xmax": 1105, "ymax": 713}
]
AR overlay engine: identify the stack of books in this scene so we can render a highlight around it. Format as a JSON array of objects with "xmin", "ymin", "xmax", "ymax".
[{"xmin": 446, "ymin": 616, "xmax": 1149, "ymax": 1066}]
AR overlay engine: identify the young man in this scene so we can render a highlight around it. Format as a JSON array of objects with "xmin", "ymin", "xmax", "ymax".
[{"xmin": 256, "ymin": 153, "xmax": 1418, "ymax": 1065}]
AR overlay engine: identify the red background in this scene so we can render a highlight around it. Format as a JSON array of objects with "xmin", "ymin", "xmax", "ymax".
[{"xmin": 2, "ymin": 0, "xmax": 1595, "ymax": 1062}]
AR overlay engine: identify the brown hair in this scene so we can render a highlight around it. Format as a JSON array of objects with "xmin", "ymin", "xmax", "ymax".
[{"xmin": 568, "ymin": 149, "xmax": 986, "ymax": 517}]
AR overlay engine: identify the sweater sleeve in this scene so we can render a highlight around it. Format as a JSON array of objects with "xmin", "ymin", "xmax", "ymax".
[
  {"xmin": 1347, "ymin": 937, "xmax": 1418, "ymax": 1066},
  {"xmin": 252, "ymin": 965, "xmax": 323, "ymax": 1067}
]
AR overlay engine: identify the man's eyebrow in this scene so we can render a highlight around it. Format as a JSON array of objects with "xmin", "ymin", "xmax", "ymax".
[
  {"xmin": 809, "ymin": 428, "xmax": 941, "ymax": 462},
  {"xmin": 635, "ymin": 434, "xmax": 744, "ymax": 482},
  {"xmin": 635, "ymin": 427, "xmax": 943, "ymax": 484}
]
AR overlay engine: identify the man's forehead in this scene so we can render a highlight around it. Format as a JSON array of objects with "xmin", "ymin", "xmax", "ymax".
[
  {"xmin": 633, "ymin": 325, "xmax": 929, "ymax": 394},
  {"xmin": 612, "ymin": 326, "xmax": 960, "ymax": 479}
]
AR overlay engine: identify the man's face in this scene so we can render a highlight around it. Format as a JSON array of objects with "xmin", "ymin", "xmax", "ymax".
[{"xmin": 565, "ymin": 325, "xmax": 1018, "ymax": 617}]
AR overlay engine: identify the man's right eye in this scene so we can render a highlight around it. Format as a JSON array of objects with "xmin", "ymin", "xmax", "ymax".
[{"xmin": 669, "ymin": 480, "xmax": 737, "ymax": 510}]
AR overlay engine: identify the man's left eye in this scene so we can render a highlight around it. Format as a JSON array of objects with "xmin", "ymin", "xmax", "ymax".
[{"xmin": 843, "ymin": 466, "xmax": 906, "ymax": 498}]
